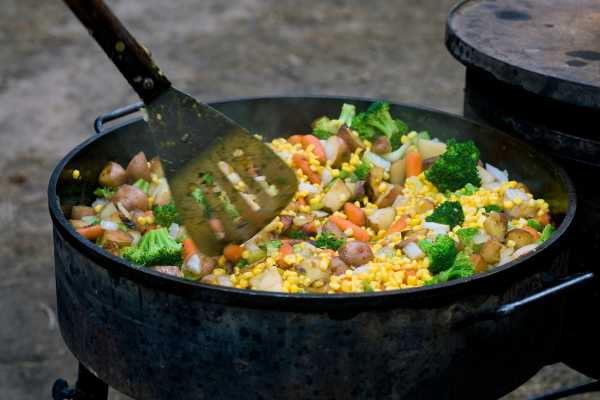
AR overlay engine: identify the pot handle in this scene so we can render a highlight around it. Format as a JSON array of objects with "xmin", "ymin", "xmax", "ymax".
[
  {"xmin": 94, "ymin": 101, "xmax": 144, "ymax": 134},
  {"xmin": 460, "ymin": 272, "xmax": 595, "ymax": 326}
]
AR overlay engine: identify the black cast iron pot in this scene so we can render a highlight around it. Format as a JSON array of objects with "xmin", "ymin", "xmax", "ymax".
[{"xmin": 48, "ymin": 97, "xmax": 589, "ymax": 400}]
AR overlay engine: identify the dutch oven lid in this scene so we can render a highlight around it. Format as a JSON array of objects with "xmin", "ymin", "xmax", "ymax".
[{"xmin": 446, "ymin": 0, "xmax": 600, "ymax": 109}]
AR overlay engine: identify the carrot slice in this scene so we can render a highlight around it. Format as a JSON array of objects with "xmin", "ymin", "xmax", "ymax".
[
  {"xmin": 182, "ymin": 238, "xmax": 199, "ymax": 261},
  {"xmin": 329, "ymin": 215, "xmax": 370, "ymax": 241},
  {"xmin": 288, "ymin": 135, "xmax": 304, "ymax": 145},
  {"xmin": 76, "ymin": 225, "xmax": 104, "ymax": 240},
  {"xmin": 223, "ymin": 244, "xmax": 244, "ymax": 263},
  {"xmin": 536, "ymin": 212, "xmax": 551, "ymax": 227},
  {"xmin": 522, "ymin": 226, "xmax": 541, "ymax": 241},
  {"xmin": 292, "ymin": 153, "xmax": 320, "ymax": 184},
  {"xmin": 303, "ymin": 221, "xmax": 318, "ymax": 235},
  {"xmin": 277, "ymin": 242, "xmax": 294, "ymax": 269},
  {"xmin": 301, "ymin": 134, "xmax": 327, "ymax": 164},
  {"xmin": 343, "ymin": 202, "xmax": 366, "ymax": 227},
  {"xmin": 405, "ymin": 150, "xmax": 423, "ymax": 177},
  {"xmin": 387, "ymin": 216, "xmax": 408, "ymax": 235}
]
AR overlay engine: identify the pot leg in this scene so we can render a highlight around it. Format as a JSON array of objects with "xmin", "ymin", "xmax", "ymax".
[
  {"xmin": 530, "ymin": 381, "xmax": 600, "ymax": 400},
  {"xmin": 74, "ymin": 363, "xmax": 109, "ymax": 400}
]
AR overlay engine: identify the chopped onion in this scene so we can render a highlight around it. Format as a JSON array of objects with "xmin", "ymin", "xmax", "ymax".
[
  {"xmin": 364, "ymin": 151, "xmax": 391, "ymax": 171},
  {"xmin": 321, "ymin": 168, "xmax": 333, "ymax": 186},
  {"xmin": 250, "ymin": 266, "xmax": 283, "ymax": 292},
  {"xmin": 99, "ymin": 202, "xmax": 118, "ymax": 220},
  {"xmin": 423, "ymin": 221, "xmax": 450, "ymax": 235},
  {"xmin": 168, "ymin": 223, "xmax": 180, "ymax": 239},
  {"xmin": 404, "ymin": 242, "xmax": 424, "ymax": 259},
  {"xmin": 486, "ymin": 163, "xmax": 508, "ymax": 182},
  {"xmin": 499, "ymin": 247, "xmax": 515, "ymax": 265},
  {"xmin": 477, "ymin": 165, "xmax": 496, "ymax": 184},
  {"xmin": 312, "ymin": 210, "xmax": 329, "ymax": 218},
  {"xmin": 298, "ymin": 181, "xmax": 321, "ymax": 194},
  {"xmin": 353, "ymin": 265, "xmax": 373, "ymax": 274},
  {"xmin": 293, "ymin": 214, "xmax": 312, "ymax": 227},
  {"xmin": 513, "ymin": 244, "xmax": 538, "ymax": 259},
  {"xmin": 217, "ymin": 275, "xmax": 234, "ymax": 287},
  {"xmin": 382, "ymin": 142, "xmax": 409, "ymax": 162},
  {"xmin": 116, "ymin": 202, "xmax": 131, "ymax": 220},
  {"xmin": 185, "ymin": 254, "xmax": 201, "ymax": 275},
  {"xmin": 375, "ymin": 246, "xmax": 395, "ymax": 259},
  {"xmin": 275, "ymin": 151, "xmax": 292, "ymax": 161},
  {"xmin": 482, "ymin": 182, "xmax": 502, "ymax": 190},
  {"xmin": 472, "ymin": 230, "xmax": 489, "ymax": 245},
  {"xmin": 100, "ymin": 220, "xmax": 118, "ymax": 231},
  {"xmin": 91, "ymin": 198, "xmax": 109, "ymax": 209},
  {"xmin": 392, "ymin": 195, "xmax": 408, "ymax": 208},
  {"xmin": 504, "ymin": 188, "xmax": 528, "ymax": 203},
  {"xmin": 405, "ymin": 176, "xmax": 423, "ymax": 192}
]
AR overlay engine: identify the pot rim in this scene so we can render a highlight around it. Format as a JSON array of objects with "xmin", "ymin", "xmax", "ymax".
[{"xmin": 48, "ymin": 95, "xmax": 576, "ymax": 310}]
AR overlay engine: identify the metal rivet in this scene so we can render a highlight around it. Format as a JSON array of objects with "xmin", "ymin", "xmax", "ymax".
[{"xmin": 143, "ymin": 78, "xmax": 154, "ymax": 90}]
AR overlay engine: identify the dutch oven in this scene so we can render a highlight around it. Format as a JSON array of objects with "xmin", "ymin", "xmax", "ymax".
[{"xmin": 48, "ymin": 96, "xmax": 590, "ymax": 399}]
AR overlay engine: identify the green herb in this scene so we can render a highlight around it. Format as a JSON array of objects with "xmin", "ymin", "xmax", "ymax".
[
  {"xmin": 338, "ymin": 170, "xmax": 351, "ymax": 180},
  {"xmin": 314, "ymin": 232, "xmax": 345, "ymax": 250},
  {"xmin": 133, "ymin": 179, "xmax": 150, "ymax": 194},
  {"xmin": 362, "ymin": 280, "xmax": 375, "ymax": 292},
  {"xmin": 353, "ymin": 161, "xmax": 371, "ymax": 181},
  {"xmin": 426, "ymin": 201, "xmax": 465, "ymax": 229},
  {"xmin": 484, "ymin": 204, "xmax": 503, "ymax": 213},
  {"xmin": 154, "ymin": 203, "xmax": 180, "ymax": 227},
  {"xmin": 287, "ymin": 230, "xmax": 308, "ymax": 240},
  {"xmin": 200, "ymin": 172, "xmax": 214, "ymax": 186},
  {"xmin": 527, "ymin": 219, "xmax": 543, "ymax": 232},
  {"xmin": 538, "ymin": 224, "xmax": 556, "ymax": 243},
  {"xmin": 236, "ymin": 259, "xmax": 249, "ymax": 268},
  {"xmin": 93, "ymin": 186, "xmax": 116, "ymax": 199}
]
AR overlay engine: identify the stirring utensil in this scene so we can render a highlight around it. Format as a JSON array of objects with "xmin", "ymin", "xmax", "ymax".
[{"xmin": 63, "ymin": 0, "xmax": 298, "ymax": 256}]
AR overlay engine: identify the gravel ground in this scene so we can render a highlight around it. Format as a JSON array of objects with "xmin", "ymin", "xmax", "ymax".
[{"xmin": 0, "ymin": 0, "xmax": 595, "ymax": 399}]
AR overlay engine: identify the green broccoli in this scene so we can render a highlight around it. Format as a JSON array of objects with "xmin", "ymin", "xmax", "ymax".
[
  {"xmin": 455, "ymin": 183, "xmax": 478, "ymax": 196},
  {"xmin": 122, "ymin": 227, "xmax": 183, "ymax": 266},
  {"xmin": 425, "ymin": 139, "xmax": 481, "ymax": 192},
  {"xmin": 312, "ymin": 116, "xmax": 343, "ymax": 139},
  {"xmin": 314, "ymin": 232, "xmax": 345, "ymax": 250},
  {"xmin": 93, "ymin": 186, "xmax": 116, "ymax": 199},
  {"xmin": 351, "ymin": 101, "xmax": 408, "ymax": 144},
  {"xmin": 426, "ymin": 252, "xmax": 474, "ymax": 285},
  {"xmin": 353, "ymin": 161, "xmax": 371, "ymax": 181},
  {"xmin": 426, "ymin": 201, "xmax": 465, "ymax": 229},
  {"xmin": 420, "ymin": 234, "xmax": 458, "ymax": 274},
  {"xmin": 287, "ymin": 230, "xmax": 309, "ymax": 240},
  {"xmin": 338, "ymin": 103, "xmax": 356, "ymax": 126},
  {"xmin": 484, "ymin": 204, "xmax": 503, "ymax": 213},
  {"xmin": 154, "ymin": 202, "xmax": 180, "ymax": 227},
  {"xmin": 538, "ymin": 224, "xmax": 556, "ymax": 243},
  {"xmin": 457, "ymin": 227, "xmax": 479, "ymax": 250},
  {"xmin": 133, "ymin": 179, "xmax": 150, "ymax": 194}
]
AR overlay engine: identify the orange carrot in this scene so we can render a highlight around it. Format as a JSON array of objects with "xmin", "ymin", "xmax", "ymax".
[
  {"xmin": 182, "ymin": 238, "xmax": 199, "ymax": 261},
  {"xmin": 301, "ymin": 134, "xmax": 326, "ymax": 164},
  {"xmin": 288, "ymin": 135, "xmax": 304, "ymax": 145},
  {"xmin": 76, "ymin": 225, "xmax": 103, "ymax": 240},
  {"xmin": 302, "ymin": 221, "xmax": 318, "ymax": 235},
  {"xmin": 343, "ymin": 202, "xmax": 367, "ymax": 227},
  {"xmin": 523, "ymin": 226, "xmax": 541, "ymax": 241},
  {"xmin": 292, "ymin": 153, "xmax": 320, "ymax": 184},
  {"xmin": 387, "ymin": 216, "xmax": 408, "ymax": 235},
  {"xmin": 223, "ymin": 244, "xmax": 244, "ymax": 263},
  {"xmin": 536, "ymin": 212, "xmax": 551, "ymax": 227},
  {"xmin": 277, "ymin": 242, "xmax": 294, "ymax": 268},
  {"xmin": 329, "ymin": 215, "xmax": 370, "ymax": 242},
  {"xmin": 208, "ymin": 218, "xmax": 225, "ymax": 240},
  {"xmin": 405, "ymin": 150, "xmax": 423, "ymax": 177}
]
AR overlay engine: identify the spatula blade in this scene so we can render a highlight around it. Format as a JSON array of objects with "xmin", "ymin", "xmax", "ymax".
[{"xmin": 144, "ymin": 88, "xmax": 298, "ymax": 256}]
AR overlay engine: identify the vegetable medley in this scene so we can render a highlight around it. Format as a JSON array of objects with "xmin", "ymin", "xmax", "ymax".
[{"xmin": 69, "ymin": 102, "xmax": 556, "ymax": 293}]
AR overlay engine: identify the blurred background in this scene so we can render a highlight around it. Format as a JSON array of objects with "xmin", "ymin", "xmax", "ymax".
[{"xmin": 0, "ymin": 0, "xmax": 594, "ymax": 398}]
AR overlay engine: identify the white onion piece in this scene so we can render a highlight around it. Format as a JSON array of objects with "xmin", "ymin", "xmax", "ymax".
[
  {"xmin": 168, "ymin": 223, "xmax": 180, "ymax": 239},
  {"xmin": 382, "ymin": 142, "xmax": 409, "ymax": 162},
  {"xmin": 477, "ymin": 165, "xmax": 496, "ymax": 184},
  {"xmin": 504, "ymin": 188, "xmax": 528, "ymax": 203},
  {"xmin": 99, "ymin": 203, "xmax": 118, "ymax": 220},
  {"xmin": 323, "ymin": 139, "xmax": 336, "ymax": 162},
  {"xmin": 217, "ymin": 275, "xmax": 234, "ymax": 287},
  {"xmin": 312, "ymin": 210, "xmax": 329, "ymax": 218},
  {"xmin": 405, "ymin": 176, "xmax": 423, "ymax": 192},
  {"xmin": 321, "ymin": 168, "xmax": 333, "ymax": 186},
  {"xmin": 404, "ymin": 242, "xmax": 424, "ymax": 259},
  {"xmin": 91, "ymin": 198, "xmax": 109, "ymax": 209},
  {"xmin": 472, "ymin": 230, "xmax": 489, "ymax": 245},
  {"xmin": 129, "ymin": 230, "xmax": 141, "ymax": 247},
  {"xmin": 298, "ymin": 181, "xmax": 321, "ymax": 194},
  {"xmin": 499, "ymin": 247, "xmax": 515, "ymax": 265},
  {"xmin": 482, "ymin": 182, "xmax": 502, "ymax": 190},
  {"xmin": 100, "ymin": 220, "xmax": 118, "ymax": 231},
  {"xmin": 250, "ymin": 266, "xmax": 283, "ymax": 292},
  {"xmin": 275, "ymin": 151, "xmax": 292, "ymax": 161},
  {"xmin": 512, "ymin": 244, "xmax": 538, "ymax": 259},
  {"xmin": 116, "ymin": 202, "xmax": 131, "ymax": 220},
  {"xmin": 185, "ymin": 254, "xmax": 201, "ymax": 275},
  {"xmin": 423, "ymin": 222, "xmax": 450, "ymax": 235},
  {"xmin": 375, "ymin": 246, "xmax": 395, "ymax": 259},
  {"xmin": 353, "ymin": 265, "xmax": 373, "ymax": 274},
  {"xmin": 392, "ymin": 195, "xmax": 408, "ymax": 208},
  {"xmin": 364, "ymin": 151, "xmax": 391, "ymax": 171},
  {"xmin": 486, "ymin": 163, "xmax": 509, "ymax": 182}
]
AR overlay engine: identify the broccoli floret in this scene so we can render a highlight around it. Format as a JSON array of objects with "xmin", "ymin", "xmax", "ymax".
[
  {"xmin": 425, "ymin": 139, "xmax": 481, "ymax": 192},
  {"xmin": 314, "ymin": 232, "xmax": 345, "ymax": 250},
  {"xmin": 133, "ymin": 179, "xmax": 150, "ymax": 194},
  {"xmin": 351, "ymin": 101, "xmax": 408, "ymax": 143},
  {"xmin": 93, "ymin": 186, "xmax": 116, "ymax": 199},
  {"xmin": 287, "ymin": 230, "xmax": 309, "ymax": 240},
  {"xmin": 484, "ymin": 204, "xmax": 503, "ymax": 213},
  {"xmin": 338, "ymin": 103, "xmax": 356, "ymax": 127},
  {"xmin": 426, "ymin": 201, "xmax": 465, "ymax": 229},
  {"xmin": 457, "ymin": 227, "xmax": 479, "ymax": 249},
  {"xmin": 527, "ymin": 219, "xmax": 543, "ymax": 232},
  {"xmin": 455, "ymin": 183, "xmax": 478, "ymax": 196},
  {"xmin": 312, "ymin": 116, "xmax": 343, "ymax": 139},
  {"xmin": 426, "ymin": 252, "xmax": 474, "ymax": 285},
  {"xmin": 154, "ymin": 202, "xmax": 180, "ymax": 227},
  {"xmin": 420, "ymin": 234, "xmax": 458, "ymax": 274},
  {"xmin": 122, "ymin": 227, "xmax": 183, "ymax": 266},
  {"xmin": 538, "ymin": 224, "xmax": 556, "ymax": 243},
  {"xmin": 353, "ymin": 161, "xmax": 371, "ymax": 181}
]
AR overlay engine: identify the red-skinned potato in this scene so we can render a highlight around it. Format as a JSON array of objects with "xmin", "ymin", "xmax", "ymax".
[
  {"xmin": 112, "ymin": 184, "xmax": 149, "ymax": 211},
  {"xmin": 98, "ymin": 161, "xmax": 127, "ymax": 188},
  {"xmin": 470, "ymin": 254, "xmax": 487, "ymax": 273},
  {"xmin": 375, "ymin": 185, "xmax": 401, "ymax": 208},
  {"xmin": 337, "ymin": 125, "xmax": 364, "ymax": 152},
  {"xmin": 71, "ymin": 205, "xmax": 95, "ymax": 220},
  {"xmin": 372, "ymin": 136, "xmax": 391, "ymax": 154},
  {"xmin": 331, "ymin": 257, "xmax": 350, "ymax": 275},
  {"xmin": 126, "ymin": 151, "xmax": 151, "ymax": 182},
  {"xmin": 323, "ymin": 136, "xmax": 349, "ymax": 168},
  {"xmin": 338, "ymin": 241, "xmax": 374, "ymax": 266},
  {"xmin": 480, "ymin": 240, "xmax": 502, "ymax": 264},
  {"xmin": 149, "ymin": 157, "xmax": 165, "ymax": 178}
]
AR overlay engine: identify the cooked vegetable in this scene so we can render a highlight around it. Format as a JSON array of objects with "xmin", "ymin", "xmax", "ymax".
[
  {"xmin": 367, "ymin": 207, "xmax": 396, "ymax": 231},
  {"xmin": 154, "ymin": 203, "xmax": 180, "ymax": 227},
  {"xmin": 329, "ymin": 215, "xmax": 370, "ymax": 242},
  {"xmin": 331, "ymin": 257, "xmax": 350, "ymax": 275},
  {"xmin": 337, "ymin": 125, "xmax": 365, "ymax": 151},
  {"xmin": 390, "ymin": 158, "xmax": 406, "ymax": 185},
  {"xmin": 420, "ymin": 234, "xmax": 458, "ymax": 274},
  {"xmin": 76, "ymin": 225, "xmax": 104, "ymax": 240},
  {"xmin": 338, "ymin": 241, "xmax": 374, "ymax": 266},
  {"xmin": 353, "ymin": 161, "xmax": 371, "ymax": 181},
  {"xmin": 480, "ymin": 240, "xmax": 502, "ymax": 264},
  {"xmin": 338, "ymin": 103, "xmax": 356, "ymax": 127},
  {"xmin": 426, "ymin": 201, "xmax": 464, "ymax": 229},
  {"xmin": 387, "ymin": 216, "xmax": 408, "ymax": 235},
  {"xmin": 366, "ymin": 166, "xmax": 385, "ymax": 201},
  {"xmin": 94, "ymin": 186, "xmax": 116, "ymax": 199},
  {"xmin": 301, "ymin": 135, "xmax": 327, "ymax": 164},
  {"xmin": 126, "ymin": 151, "xmax": 151, "ymax": 182},
  {"xmin": 323, "ymin": 136, "xmax": 349, "ymax": 168},
  {"xmin": 71, "ymin": 205, "xmax": 95, "ymax": 220},
  {"xmin": 223, "ymin": 244, "xmax": 244, "ymax": 263},
  {"xmin": 457, "ymin": 227, "xmax": 479, "ymax": 250},
  {"xmin": 483, "ymin": 211, "xmax": 508, "ymax": 240},
  {"xmin": 351, "ymin": 101, "xmax": 407, "ymax": 146},
  {"xmin": 469, "ymin": 254, "xmax": 487, "ymax": 273},
  {"xmin": 99, "ymin": 161, "xmax": 127, "ymax": 188},
  {"xmin": 372, "ymin": 136, "xmax": 392, "ymax": 154},
  {"xmin": 133, "ymin": 178, "xmax": 150, "ymax": 194},
  {"xmin": 314, "ymin": 232, "xmax": 345, "ymax": 250},
  {"xmin": 344, "ymin": 202, "xmax": 366, "ymax": 226},
  {"xmin": 538, "ymin": 224, "xmax": 556, "ymax": 243},
  {"xmin": 375, "ymin": 185, "xmax": 401, "ymax": 208},
  {"xmin": 426, "ymin": 252, "xmax": 474, "ymax": 285},
  {"xmin": 507, "ymin": 228, "xmax": 536, "ymax": 249},
  {"xmin": 292, "ymin": 153, "xmax": 320, "ymax": 184},
  {"xmin": 418, "ymin": 139, "xmax": 447, "ymax": 160},
  {"xmin": 111, "ymin": 184, "xmax": 149, "ymax": 211},
  {"xmin": 527, "ymin": 219, "xmax": 543, "ymax": 232},
  {"xmin": 405, "ymin": 150, "xmax": 423, "ymax": 178},
  {"xmin": 122, "ymin": 227, "xmax": 182, "ymax": 266},
  {"xmin": 484, "ymin": 204, "xmax": 503, "ymax": 213},
  {"xmin": 425, "ymin": 139, "xmax": 481, "ymax": 192},
  {"xmin": 321, "ymin": 179, "xmax": 352, "ymax": 213}
]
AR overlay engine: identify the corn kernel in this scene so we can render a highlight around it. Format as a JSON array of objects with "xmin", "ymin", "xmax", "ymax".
[
  {"xmin": 137, "ymin": 216, "xmax": 147, "ymax": 225},
  {"xmin": 94, "ymin": 204, "xmax": 103, "ymax": 213},
  {"xmin": 72, "ymin": 169, "xmax": 80, "ymax": 179}
]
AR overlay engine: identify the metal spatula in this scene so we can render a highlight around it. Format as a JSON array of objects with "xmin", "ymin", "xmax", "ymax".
[{"xmin": 64, "ymin": 0, "xmax": 298, "ymax": 256}]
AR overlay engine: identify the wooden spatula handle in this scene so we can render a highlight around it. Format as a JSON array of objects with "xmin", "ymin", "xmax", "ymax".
[{"xmin": 63, "ymin": 0, "xmax": 171, "ymax": 103}]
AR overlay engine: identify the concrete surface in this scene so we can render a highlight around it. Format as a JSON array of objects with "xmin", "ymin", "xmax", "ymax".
[{"xmin": 0, "ymin": 0, "xmax": 594, "ymax": 399}]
